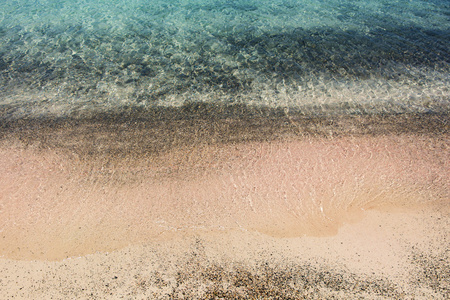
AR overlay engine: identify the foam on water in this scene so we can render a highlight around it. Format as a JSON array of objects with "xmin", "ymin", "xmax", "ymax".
[{"xmin": 0, "ymin": 0, "xmax": 449, "ymax": 118}]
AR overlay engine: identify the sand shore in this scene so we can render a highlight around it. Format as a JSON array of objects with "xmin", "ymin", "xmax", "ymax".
[
  {"xmin": 0, "ymin": 110, "xmax": 448, "ymax": 298},
  {"xmin": 0, "ymin": 208, "xmax": 448, "ymax": 299}
]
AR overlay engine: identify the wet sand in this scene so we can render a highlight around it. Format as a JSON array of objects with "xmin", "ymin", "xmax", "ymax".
[{"xmin": 0, "ymin": 108, "xmax": 449, "ymax": 298}]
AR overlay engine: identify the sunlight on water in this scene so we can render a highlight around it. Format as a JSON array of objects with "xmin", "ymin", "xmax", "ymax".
[
  {"xmin": 1, "ymin": 134, "xmax": 448, "ymax": 259},
  {"xmin": 0, "ymin": 3, "xmax": 449, "ymax": 298},
  {"xmin": 0, "ymin": 0, "xmax": 448, "ymax": 118},
  {"xmin": 0, "ymin": 0, "xmax": 449, "ymax": 259}
]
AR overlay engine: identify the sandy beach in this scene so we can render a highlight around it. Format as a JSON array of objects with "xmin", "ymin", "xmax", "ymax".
[
  {"xmin": 1, "ymin": 0, "xmax": 449, "ymax": 297},
  {"xmin": 0, "ymin": 111, "xmax": 448, "ymax": 298},
  {"xmin": 0, "ymin": 209, "xmax": 448, "ymax": 299}
]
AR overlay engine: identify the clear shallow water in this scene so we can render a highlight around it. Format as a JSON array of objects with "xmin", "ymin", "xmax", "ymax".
[{"xmin": 0, "ymin": 0, "xmax": 449, "ymax": 118}]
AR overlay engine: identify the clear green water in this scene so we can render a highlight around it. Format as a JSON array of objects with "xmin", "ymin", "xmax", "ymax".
[{"xmin": 0, "ymin": 0, "xmax": 448, "ymax": 118}]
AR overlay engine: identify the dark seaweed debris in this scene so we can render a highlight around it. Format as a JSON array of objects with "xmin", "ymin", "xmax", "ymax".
[
  {"xmin": 410, "ymin": 249, "xmax": 450, "ymax": 295},
  {"xmin": 159, "ymin": 262, "xmax": 402, "ymax": 299},
  {"xmin": 114, "ymin": 239, "xmax": 403, "ymax": 299},
  {"xmin": 121, "ymin": 241, "xmax": 448, "ymax": 299}
]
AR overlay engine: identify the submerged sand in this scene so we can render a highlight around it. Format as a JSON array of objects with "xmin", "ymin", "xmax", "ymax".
[{"xmin": 0, "ymin": 111, "xmax": 448, "ymax": 298}]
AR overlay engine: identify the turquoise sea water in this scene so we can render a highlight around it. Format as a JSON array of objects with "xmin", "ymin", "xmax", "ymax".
[{"xmin": 0, "ymin": 0, "xmax": 448, "ymax": 119}]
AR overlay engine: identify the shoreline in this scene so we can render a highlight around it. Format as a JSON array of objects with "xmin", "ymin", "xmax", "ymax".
[
  {"xmin": 0, "ymin": 110, "xmax": 448, "ymax": 298},
  {"xmin": 0, "ymin": 209, "xmax": 448, "ymax": 298},
  {"xmin": 1, "ymin": 128, "xmax": 448, "ymax": 260}
]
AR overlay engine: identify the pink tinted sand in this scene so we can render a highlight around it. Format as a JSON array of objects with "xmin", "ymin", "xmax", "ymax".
[{"xmin": 0, "ymin": 134, "xmax": 448, "ymax": 260}]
